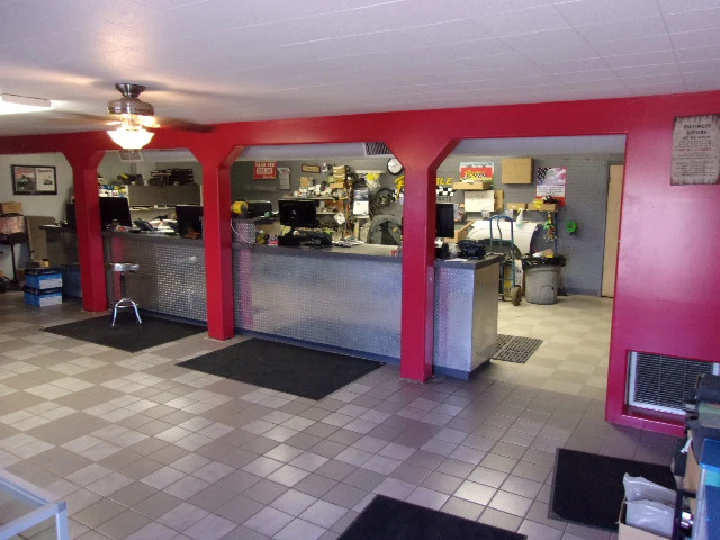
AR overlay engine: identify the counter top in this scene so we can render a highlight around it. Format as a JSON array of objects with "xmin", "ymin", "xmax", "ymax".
[
  {"xmin": 233, "ymin": 242, "xmax": 502, "ymax": 269},
  {"xmin": 102, "ymin": 231, "xmax": 203, "ymax": 246}
]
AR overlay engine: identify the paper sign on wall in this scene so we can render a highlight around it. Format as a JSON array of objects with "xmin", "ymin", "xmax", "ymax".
[
  {"xmin": 671, "ymin": 115, "xmax": 720, "ymax": 185},
  {"xmin": 464, "ymin": 190, "xmax": 495, "ymax": 213},
  {"xmin": 253, "ymin": 161, "xmax": 277, "ymax": 180},
  {"xmin": 536, "ymin": 167, "xmax": 567, "ymax": 205},
  {"xmin": 277, "ymin": 167, "xmax": 290, "ymax": 189},
  {"xmin": 460, "ymin": 162, "xmax": 494, "ymax": 181}
]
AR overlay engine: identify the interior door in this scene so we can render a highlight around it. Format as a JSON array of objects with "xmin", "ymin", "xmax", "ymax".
[{"xmin": 602, "ymin": 164, "xmax": 624, "ymax": 297}]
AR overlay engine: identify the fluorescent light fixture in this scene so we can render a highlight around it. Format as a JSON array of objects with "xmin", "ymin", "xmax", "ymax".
[{"xmin": 0, "ymin": 93, "xmax": 53, "ymax": 115}]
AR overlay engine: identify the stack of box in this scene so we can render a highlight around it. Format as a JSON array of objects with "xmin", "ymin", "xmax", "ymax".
[{"xmin": 25, "ymin": 268, "xmax": 63, "ymax": 306}]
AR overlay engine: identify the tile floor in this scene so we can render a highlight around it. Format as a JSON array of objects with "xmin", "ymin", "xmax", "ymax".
[{"xmin": 0, "ymin": 292, "xmax": 677, "ymax": 540}]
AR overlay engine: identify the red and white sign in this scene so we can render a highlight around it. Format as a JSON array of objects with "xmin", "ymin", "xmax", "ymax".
[
  {"xmin": 459, "ymin": 161, "xmax": 494, "ymax": 182},
  {"xmin": 253, "ymin": 161, "xmax": 277, "ymax": 180}
]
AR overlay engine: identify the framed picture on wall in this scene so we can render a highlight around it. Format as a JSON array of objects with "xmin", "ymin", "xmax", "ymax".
[{"xmin": 11, "ymin": 165, "xmax": 57, "ymax": 195}]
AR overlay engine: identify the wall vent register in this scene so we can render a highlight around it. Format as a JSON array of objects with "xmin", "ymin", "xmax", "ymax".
[
  {"xmin": 628, "ymin": 351, "xmax": 718, "ymax": 415},
  {"xmin": 363, "ymin": 142, "xmax": 394, "ymax": 157}
]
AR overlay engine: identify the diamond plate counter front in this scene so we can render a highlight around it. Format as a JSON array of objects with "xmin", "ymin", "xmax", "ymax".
[
  {"xmin": 233, "ymin": 244, "xmax": 402, "ymax": 358},
  {"xmin": 104, "ymin": 234, "xmax": 207, "ymax": 323}
]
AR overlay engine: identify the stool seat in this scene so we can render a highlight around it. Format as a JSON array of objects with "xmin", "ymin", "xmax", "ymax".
[{"xmin": 107, "ymin": 262, "xmax": 139, "ymax": 273}]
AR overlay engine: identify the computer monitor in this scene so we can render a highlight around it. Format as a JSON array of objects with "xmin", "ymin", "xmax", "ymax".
[
  {"xmin": 278, "ymin": 199, "xmax": 318, "ymax": 229},
  {"xmin": 436, "ymin": 203, "xmax": 455, "ymax": 238},
  {"xmin": 99, "ymin": 197, "xmax": 132, "ymax": 229},
  {"xmin": 176, "ymin": 205, "xmax": 204, "ymax": 237},
  {"xmin": 247, "ymin": 200, "xmax": 273, "ymax": 218}
]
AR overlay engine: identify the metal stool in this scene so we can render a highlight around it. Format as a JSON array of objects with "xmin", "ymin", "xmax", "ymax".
[{"xmin": 107, "ymin": 262, "xmax": 142, "ymax": 327}]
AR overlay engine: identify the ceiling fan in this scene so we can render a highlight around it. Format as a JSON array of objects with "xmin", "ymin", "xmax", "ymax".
[{"xmin": 52, "ymin": 82, "xmax": 216, "ymax": 149}]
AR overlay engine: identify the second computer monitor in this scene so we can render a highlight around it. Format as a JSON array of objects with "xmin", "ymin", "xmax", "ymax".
[
  {"xmin": 176, "ymin": 205, "xmax": 204, "ymax": 237},
  {"xmin": 436, "ymin": 203, "xmax": 455, "ymax": 238},
  {"xmin": 278, "ymin": 199, "xmax": 318, "ymax": 229}
]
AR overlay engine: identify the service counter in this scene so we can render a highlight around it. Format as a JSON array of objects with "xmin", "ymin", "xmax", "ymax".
[{"xmin": 103, "ymin": 232, "xmax": 500, "ymax": 378}]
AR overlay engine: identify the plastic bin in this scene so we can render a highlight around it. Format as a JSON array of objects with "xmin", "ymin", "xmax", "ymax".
[{"xmin": 522, "ymin": 256, "xmax": 565, "ymax": 305}]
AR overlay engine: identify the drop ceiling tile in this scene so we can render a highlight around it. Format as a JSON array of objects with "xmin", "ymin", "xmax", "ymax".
[
  {"xmin": 679, "ymin": 59, "xmax": 720, "ymax": 73},
  {"xmin": 603, "ymin": 50, "xmax": 678, "ymax": 68},
  {"xmin": 500, "ymin": 27, "xmax": 586, "ymax": 52},
  {"xmin": 539, "ymin": 57, "xmax": 609, "ymax": 73},
  {"xmin": 467, "ymin": 6, "xmax": 570, "ymax": 38},
  {"xmin": 685, "ymin": 80, "xmax": 720, "ymax": 91},
  {"xmin": 670, "ymin": 29, "xmax": 720, "ymax": 50},
  {"xmin": 590, "ymin": 35, "xmax": 674, "ymax": 56},
  {"xmin": 524, "ymin": 44, "xmax": 599, "ymax": 63},
  {"xmin": 657, "ymin": 0, "xmax": 720, "ymax": 14},
  {"xmin": 624, "ymin": 82, "xmax": 687, "ymax": 94},
  {"xmin": 621, "ymin": 73, "xmax": 686, "ymax": 88},
  {"xmin": 442, "ymin": 0, "xmax": 556, "ymax": 16},
  {"xmin": 443, "ymin": 39, "xmax": 517, "ymax": 59},
  {"xmin": 681, "ymin": 70, "xmax": 720, "ymax": 84},
  {"xmin": 611, "ymin": 63, "xmax": 681, "ymax": 78},
  {"xmin": 554, "ymin": 69, "xmax": 618, "ymax": 83},
  {"xmin": 573, "ymin": 17, "xmax": 668, "ymax": 42},
  {"xmin": 675, "ymin": 45, "xmax": 720, "ymax": 62},
  {"xmin": 663, "ymin": 8, "xmax": 720, "ymax": 34},
  {"xmin": 554, "ymin": 0, "xmax": 660, "ymax": 25}
]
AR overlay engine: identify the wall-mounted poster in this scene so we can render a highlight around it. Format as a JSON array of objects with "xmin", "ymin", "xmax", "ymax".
[
  {"xmin": 459, "ymin": 162, "xmax": 494, "ymax": 182},
  {"xmin": 253, "ymin": 161, "xmax": 277, "ymax": 180},
  {"xmin": 11, "ymin": 165, "xmax": 57, "ymax": 195},
  {"xmin": 536, "ymin": 167, "xmax": 567, "ymax": 205},
  {"xmin": 277, "ymin": 167, "xmax": 290, "ymax": 189},
  {"xmin": 671, "ymin": 115, "xmax": 720, "ymax": 185}
]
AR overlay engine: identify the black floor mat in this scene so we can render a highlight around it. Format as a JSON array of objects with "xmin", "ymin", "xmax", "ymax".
[
  {"xmin": 44, "ymin": 315, "xmax": 206, "ymax": 353},
  {"xmin": 492, "ymin": 334, "xmax": 543, "ymax": 363},
  {"xmin": 176, "ymin": 338, "xmax": 384, "ymax": 400},
  {"xmin": 549, "ymin": 448, "xmax": 676, "ymax": 531},
  {"xmin": 339, "ymin": 495, "xmax": 526, "ymax": 540}
]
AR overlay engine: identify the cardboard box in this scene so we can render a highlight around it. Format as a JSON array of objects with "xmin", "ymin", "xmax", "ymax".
[
  {"xmin": 618, "ymin": 498, "xmax": 666, "ymax": 540},
  {"xmin": 507, "ymin": 203, "xmax": 528, "ymax": 211},
  {"xmin": 0, "ymin": 201, "xmax": 23, "ymax": 214},
  {"xmin": 447, "ymin": 222, "xmax": 473, "ymax": 243},
  {"xmin": 494, "ymin": 190, "xmax": 504, "ymax": 213},
  {"xmin": 453, "ymin": 180, "xmax": 492, "ymax": 190},
  {"xmin": 25, "ymin": 273, "xmax": 62, "ymax": 290},
  {"xmin": 502, "ymin": 158, "xmax": 533, "ymax": 184},
  {"xmin": 538, "ymin": 203, "xmax": 559, "ymax": 212}
]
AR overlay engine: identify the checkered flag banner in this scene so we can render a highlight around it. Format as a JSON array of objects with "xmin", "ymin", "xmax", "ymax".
[
  {"xmin": 537, "ymin": 167, "xmax": 549, "ymax": 182},
  {"xmin": 435, "ymin": 186, "xmax": 454, "ymax": 197}
]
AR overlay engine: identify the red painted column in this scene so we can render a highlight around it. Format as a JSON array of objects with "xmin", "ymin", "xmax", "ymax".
[
  {"xmin": 66, "ymin": 152, "xmax": 107, "ymax": 312},
  {"xmin": 399, "ymin": 164, "xmax": 437, "ymax": 381},
  {"xmin": 191, "ymin": 146, "xmax": 244, "ymax": 341}
]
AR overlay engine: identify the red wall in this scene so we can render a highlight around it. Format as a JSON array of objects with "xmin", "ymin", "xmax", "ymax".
[{"xmin": 2, "ymin": 91, "xmax": 719, "ymax": 433}]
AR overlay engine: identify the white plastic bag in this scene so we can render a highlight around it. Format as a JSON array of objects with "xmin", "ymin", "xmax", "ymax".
[
  {"xmin": 623, "ymin": 473, "xmax": 676, "ymax": 505},
  {"xmin": 626, "ymin": 500, "xmax": 674, "ymax": 538}
]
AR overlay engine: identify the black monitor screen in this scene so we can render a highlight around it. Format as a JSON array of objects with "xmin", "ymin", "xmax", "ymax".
[
  {"xmin": 436, "ymin": 204, "xmax": 455, "ymax": 238},
  {"xmin": 176, "ymin": 205, "xmax": 204, "ymax": 237},
  {"xmin": 279, "ymin": 199, "xmax": 318, "ymax": 228},
  {"xmin": 99, "ymin": 197, "xmax": 132, "ymax": 229}
]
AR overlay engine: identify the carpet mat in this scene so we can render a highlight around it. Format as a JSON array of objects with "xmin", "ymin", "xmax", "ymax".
[
  {"xmin": 338, "ymin": 495, "xmax": 526, "ymax": 540},
  {"xmin": 549, "ymin": 448, "xmax": 676, "ymax": 531},
  {"xmin": 492, "ymin": 334, "xmax": 543, "ymax": 363},
  {"xmin": 44, "ymin": 315, "xmax": 206, "ymax": 353},
  {"xmin": 176, "ymin": 338, "xmax": 384, "ymax": 400}
]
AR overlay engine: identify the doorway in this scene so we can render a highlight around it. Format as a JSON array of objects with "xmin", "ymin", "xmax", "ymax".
[{"xmin": 602, "ymin": 164, "xmax": 624, "ymax": 297}]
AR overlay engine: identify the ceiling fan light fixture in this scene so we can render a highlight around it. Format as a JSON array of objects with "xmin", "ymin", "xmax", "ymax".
[
  {"xmin": 107, "ymin": 125, "xmax": 154, "ymax": 150},
  {"xmin": 0, "ymin": 93, "xmax": 53, "ymax": 115}
]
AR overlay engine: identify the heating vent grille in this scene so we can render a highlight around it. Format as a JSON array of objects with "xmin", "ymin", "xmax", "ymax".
[
  {"xmin": 629, "ymin": 352, "xmax": 716, "ymax": 415},
  {"xmin": 363, "ymin": 142, "xmax": 393, "ymax": 157}
]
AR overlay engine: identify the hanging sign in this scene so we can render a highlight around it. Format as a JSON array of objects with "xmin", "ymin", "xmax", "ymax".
[
  {"xmin": 536, "ymin": 167, "xmax": 567, "ymax": 205},
  {"xmin": 253, "ymin": 161, "xmax": 277, "ymax": 180},
  {"xmin": 671, "ymin": 115, "xmax": 720, "ymax": 185},
  {"xmin": 459, "ymin": 162, "xmax": 494, "ymax": 181},
  {"xmin": 302, "ymin": 164, "xmax": 321, "ymax": 174}
]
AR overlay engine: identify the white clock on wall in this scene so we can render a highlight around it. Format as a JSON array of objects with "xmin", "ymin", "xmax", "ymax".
[{"xmin": 387, "ymin": 158, "xmax": 404, "ymax": 175}]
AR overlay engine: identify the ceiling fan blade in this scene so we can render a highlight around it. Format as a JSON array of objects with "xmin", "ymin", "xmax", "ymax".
[
  {"xmin": 46, "ymin": 112, "xmax": 117, "ymax": 126},
  {"xmin": 154, "ymin": 116, "xmax": 216, "ymax": 133}
]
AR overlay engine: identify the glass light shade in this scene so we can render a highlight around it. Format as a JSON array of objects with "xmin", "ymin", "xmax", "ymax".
[{"xmin": 107, "ymin": 126, "xmax": 154, "ymax": 150}]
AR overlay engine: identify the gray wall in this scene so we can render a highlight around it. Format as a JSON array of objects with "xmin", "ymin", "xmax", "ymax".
[{"xmin": 438, "ymin": 153, "xmax": 624, "ymax": 296}]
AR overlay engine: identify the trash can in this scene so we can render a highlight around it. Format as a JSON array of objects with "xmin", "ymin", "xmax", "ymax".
[{"xmin": 522, "ymin": 256, "xmax": 566, "ymax": 305}]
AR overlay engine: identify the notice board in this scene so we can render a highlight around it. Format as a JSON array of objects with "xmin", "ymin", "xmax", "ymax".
[{"xmin": 671, "ymin": 115, "xmax": 720, "ymax": 185}]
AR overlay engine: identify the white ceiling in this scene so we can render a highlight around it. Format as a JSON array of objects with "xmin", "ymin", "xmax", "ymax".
[{"xmin": 1, "ymin": 0, "xmax": 719, "ymax": 136}]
